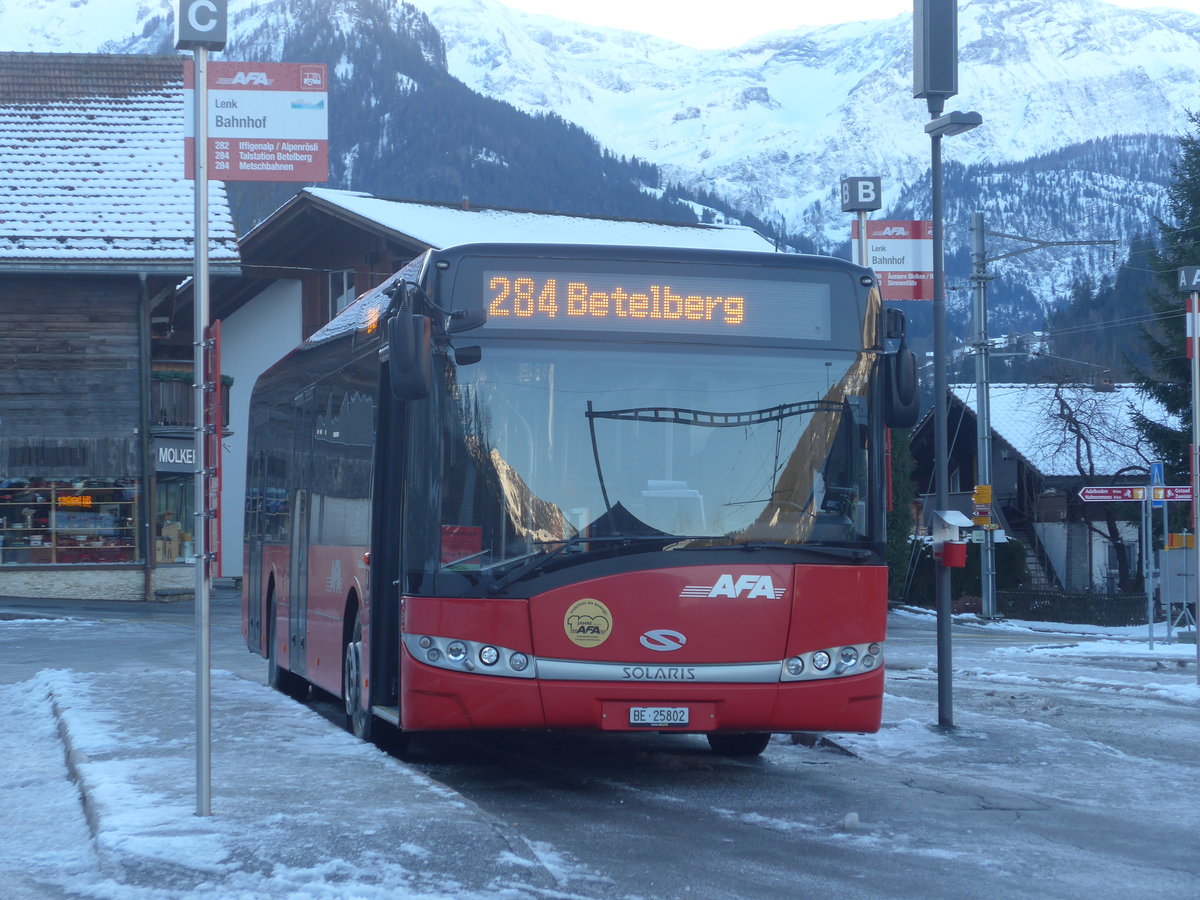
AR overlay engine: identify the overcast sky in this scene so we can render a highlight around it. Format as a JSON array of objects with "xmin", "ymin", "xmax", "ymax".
[{"xmin": 494, "ymin": 1, "xmax": 1200, "ymax": 48}]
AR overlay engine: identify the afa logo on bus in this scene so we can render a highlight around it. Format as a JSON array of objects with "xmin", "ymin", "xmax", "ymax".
[{"xmin": 679, "ymin": 574, "xmax": 785, "ymax": 600}]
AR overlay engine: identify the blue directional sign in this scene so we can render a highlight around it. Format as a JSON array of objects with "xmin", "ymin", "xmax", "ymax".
[{"xmin": 1151, "ymin": 461, "xmax": 1165, "ymax": 508}]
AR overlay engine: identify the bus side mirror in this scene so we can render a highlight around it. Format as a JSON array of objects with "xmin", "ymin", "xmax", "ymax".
[
  {"xmin": 454, "ymin": 345, "xmax": 482, "ymax": 366},
  {"xmin": 883, "ymin": 347, "xmax": 919, "ymax": 428},
  {"xmin": 447, "ymin": 307, "xmax": 487, "ymax": 333},
  {"xmin": 387, "ymin": 310, "xmax": 432, "ymax": 400}
]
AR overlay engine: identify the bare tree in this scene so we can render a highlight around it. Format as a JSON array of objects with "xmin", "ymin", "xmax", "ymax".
[{"xmin": 1031, "ymin": 381, "xmax": 1158, "ymax": 591}]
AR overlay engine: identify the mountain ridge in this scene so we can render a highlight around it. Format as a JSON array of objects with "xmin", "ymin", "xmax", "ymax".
[{"xmin": 3, "ymin": 0, "xmax": 1198, "ymax": 343}]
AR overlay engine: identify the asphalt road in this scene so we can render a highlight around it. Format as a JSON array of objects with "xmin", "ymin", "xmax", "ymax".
[{"xmin": 2, "ymin": 593, "xmax": 1196, "ymax": 899}]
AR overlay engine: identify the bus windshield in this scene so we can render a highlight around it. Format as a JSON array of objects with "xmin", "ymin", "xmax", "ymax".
[{"xmin": 436, "ymin": 339, "xmax": 876, "ymax": 570}]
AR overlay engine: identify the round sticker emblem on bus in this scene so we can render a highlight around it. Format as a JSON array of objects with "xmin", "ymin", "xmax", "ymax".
[{"xmin": 564, "ymin": 598, "xmax": 612, "ymax": 648}]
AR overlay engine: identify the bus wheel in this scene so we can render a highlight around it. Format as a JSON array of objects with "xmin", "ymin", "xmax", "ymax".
[
  {"xmin": 706, "ymin": 732, "xmax": 771, "ymax": 757},
  {"xmin": 343, "ymin": 614, "xmax": 373, "ymax": 742},
  {"xmin": 267, "ymin": 602, "xmax": 308, "ymax": 701}
]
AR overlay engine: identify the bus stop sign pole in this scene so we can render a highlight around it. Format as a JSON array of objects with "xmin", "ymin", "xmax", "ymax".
[{"xmin": 176, "ymin": 0, "xmax": 227, "ymax": 818}]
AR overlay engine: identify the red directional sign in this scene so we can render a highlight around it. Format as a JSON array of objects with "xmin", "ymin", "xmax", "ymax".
[
  {"xmin": 1152, "ymin": 485, "xmax": 1194, "ymax": 502},
  {"xmin": 1078, "ymin": 486, "xmax": 1146, "ymax": 502}
]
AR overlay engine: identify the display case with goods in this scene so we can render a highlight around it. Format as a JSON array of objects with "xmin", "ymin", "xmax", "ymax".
[{"xmin": 0, "ymin": 479, "xmax": 139, "ymax": 565}]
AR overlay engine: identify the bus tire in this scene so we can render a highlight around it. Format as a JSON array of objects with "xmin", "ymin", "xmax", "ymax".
[
  {"xmin": 267, "ymin": 595, "xmax": 308, "ymax": 701},
  {"xmin": 706, "ymin": 732, "xmax": 771, "ymax": 757},
  {"xmin": 343, "ymin": 611, "xmax": 373, "ymax": 742}
]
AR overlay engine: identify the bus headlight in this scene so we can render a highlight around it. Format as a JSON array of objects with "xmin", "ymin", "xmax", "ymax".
[
  {"xmin": 780, "ymin": 642, "xmax": 884, "ymax": 681},
  {"xmin": 836, "ymin": 646, "xmax": 858, "ymax": 674},
  {"xmin": 403, "ymin": 634, "xmax": 537, "ymax": 678}
]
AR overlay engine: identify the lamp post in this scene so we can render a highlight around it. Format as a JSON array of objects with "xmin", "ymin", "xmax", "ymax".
[{"xmin": 926, "ymin": 108, "xmax": 981, "ymax": 729}]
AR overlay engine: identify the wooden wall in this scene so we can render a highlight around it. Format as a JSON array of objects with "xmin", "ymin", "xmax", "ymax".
[{"xmin": 0, "ymin": 274, "xmax": 142, "ymax": 477}]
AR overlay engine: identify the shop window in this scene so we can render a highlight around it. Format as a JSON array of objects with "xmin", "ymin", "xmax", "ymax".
[
  {"xmin": 156, "ymin": 473, "xmax": 196, "ymax": 564},
  {"xmin": 0, "ymin": 478, "xmax": 139, "ymax": 565}
]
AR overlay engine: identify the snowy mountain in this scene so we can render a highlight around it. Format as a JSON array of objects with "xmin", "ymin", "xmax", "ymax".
[
  {"xmin": 404, "ymin": 0, "xmax": 1197, "ymax": 326},
  {"xmin": 409, "ymin": 0, "xmax": 1198, "ymax": 227},
  {"xmin": 3, "ymin": 0, "xmax": 1198, "ymax": 337}
]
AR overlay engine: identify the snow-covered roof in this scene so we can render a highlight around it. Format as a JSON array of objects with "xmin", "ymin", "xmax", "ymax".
[
  {"xmin": 294, "ymin": 187, "xmax": 777, "ymax": 252},
  {"xmin": 0, "ymin": 52, "xmax": 239, "ymax": 272},
  {"xmin": 950, "ymin": 383, "xmax": 1176, "ymax": 478}
]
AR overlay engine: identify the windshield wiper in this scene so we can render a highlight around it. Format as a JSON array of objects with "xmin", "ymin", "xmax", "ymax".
[
  {"xmin": 741, "ymin": 541, "xmax": 873, "ymax": 561},
  {"xmin": 487, "ymin": 533, "xmax": 688, "ymax": 594}
]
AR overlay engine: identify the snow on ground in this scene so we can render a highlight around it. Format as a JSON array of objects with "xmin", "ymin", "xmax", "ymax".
[
  {"xmin": 0, "ymin": 661, "xmax": 562, "ymax": 899},
  {"xmin": 0, "ymin": 609, "xmax": 1196, "ymax": 897}
]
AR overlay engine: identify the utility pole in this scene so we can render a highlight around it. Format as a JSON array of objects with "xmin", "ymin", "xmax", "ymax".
[
  {"xmin": 970, "ymin": 213, "xmax": 996, "ymax": 618},
  {"xmin": 968, "ymin": 214, "xmax": 1118, "ymax": 620}
]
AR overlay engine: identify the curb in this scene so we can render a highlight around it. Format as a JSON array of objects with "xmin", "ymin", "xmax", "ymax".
[{"xmin": 48, "ymin": 685, "xmax": 101, "ymax": 840}]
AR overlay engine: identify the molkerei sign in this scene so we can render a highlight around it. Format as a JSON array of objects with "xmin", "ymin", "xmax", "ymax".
[
  {"xmin": 184, "ymin": 61, "xmax": 329, "ymax": 182},
  {"xmin": 155, "ymin": 438, "xmax": 197, "ymax": 474}
]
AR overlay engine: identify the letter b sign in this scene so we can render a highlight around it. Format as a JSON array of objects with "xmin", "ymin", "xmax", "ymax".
[
  {"xmin": 175, "ymin": 0, "xmax": 228, "ymax": 50},
  {"xmin": 840, "ymin": 177, "xmax": 882, "ymax": 212}
]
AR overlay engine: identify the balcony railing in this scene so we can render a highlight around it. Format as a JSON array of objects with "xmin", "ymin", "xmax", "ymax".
[{"xmin": 150, "ymin": 377, "xmax": 231, "ymax": 428}]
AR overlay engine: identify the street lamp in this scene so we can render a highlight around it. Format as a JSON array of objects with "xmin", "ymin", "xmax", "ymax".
[
  {"xmin": 926, "ymin": 110, "xmax": 983, "ymax": 138},
  {"xmin": 927, "ymin": 106, "xmax": 981, "ymax": 729}
]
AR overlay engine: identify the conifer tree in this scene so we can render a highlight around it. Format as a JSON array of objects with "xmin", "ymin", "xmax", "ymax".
[{"xmin": 1133, "ymin": 111, "xmax": 1200, "ymax": 485}]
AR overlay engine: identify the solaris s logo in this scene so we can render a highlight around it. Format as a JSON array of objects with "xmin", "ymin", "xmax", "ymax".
[{"xmin": 639, "ymin": 629, "xmax": 687, "ymax": 651}]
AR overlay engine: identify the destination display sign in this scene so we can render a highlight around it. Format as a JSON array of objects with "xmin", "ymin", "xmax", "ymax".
[{"xmin": 480, "ymin": 270, "xmax": 833, "ymax": 341}]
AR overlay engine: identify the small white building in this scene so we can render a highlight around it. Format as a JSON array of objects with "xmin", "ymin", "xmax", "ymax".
[{"xmin": 913, "ymin": 381, "xmax": 1176, "ymax": 592}]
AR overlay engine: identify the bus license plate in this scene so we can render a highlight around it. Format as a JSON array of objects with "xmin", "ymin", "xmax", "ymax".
[{"xmin": 629, "ymin": 706, "xmax": 689, "ymax": 727}]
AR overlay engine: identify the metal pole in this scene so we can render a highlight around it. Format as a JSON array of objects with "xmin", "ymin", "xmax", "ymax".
[
  {"xmin": 971, "ymin": 213, "xmax": 996, "ymax": 618},
  {"xmin": 857, "ymin": 210, "xmax": 869, "ymax": 268},
  {"xmin": 931, "ymin": 128, "xmax": 953, "ymax": 728},
  {"xmin": 1163, "ymin": 499, "xmax": 1172, "ymax": 642},
  {"xmin": 191, "ymin": 46, "xmax": 212, "ymax": 817},
  {"xmin": 1191, "ymin": 291, "xmax": 1200, "ymax": 684},
  {"xmin": 1143, "ymin": 498, "xmax": 1154, "ymax": 650}
]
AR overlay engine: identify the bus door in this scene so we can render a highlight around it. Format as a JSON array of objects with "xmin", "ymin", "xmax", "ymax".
[
  {"xmin": 288, "ymin": 386, "xmax": 316, "ymax": 675},
  {"xmin": 244, "ymin": 442, "xmax": 265, "ymax": 654},
  {"xmin": 368, "ymin": 377, "xmax": 406, "ymax": 712},
  {"xmin": 288, "ymin": 487, "xmax": 309, "ymax": 674}
]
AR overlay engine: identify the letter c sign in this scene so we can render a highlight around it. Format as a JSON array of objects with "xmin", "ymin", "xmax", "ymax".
[
  {"xmin": 190, "ymin": 0, "xmax": 219, "ymax": 32},
  {"xmin": 175, "ymin": 0, "xmax": 228, "ymax": 50}
]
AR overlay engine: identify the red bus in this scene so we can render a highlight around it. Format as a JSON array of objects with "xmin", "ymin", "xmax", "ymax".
[{"xmin": 242, "ymin": 242, "xmax": 918, "ymax": 756}]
